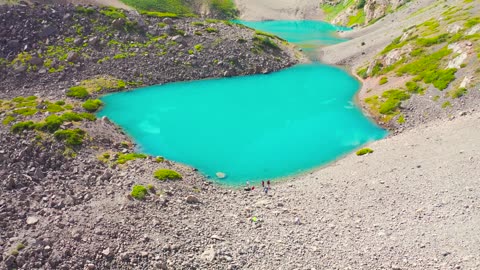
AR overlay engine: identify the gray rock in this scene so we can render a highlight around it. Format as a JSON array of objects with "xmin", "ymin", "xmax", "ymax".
[
  {"xmin": 186, "ymin": 195, "xmax": 200, "ymax": 204},
  {"xmin": 162, "ymin": 18, "xmax": 173, "ymax": 25},
  {"xmin": 67, "ymin": 52, "xmax": 80, "ymax": 63},
  {"xmin": 26, "ymin": 216, "xmax": 39, "ymax": 225},
  {"xmin": 29, "ymin": 57, "xmax": 44, "ymax": 66},
  {"xmin": 7, "ymin": 39, "xmax": 20, "ymax": 49},
  {"xmin": 39, "ymin": 25, "xmax": 57, "ymax": 38},
  {"xmin": 199, "ymin": 245, "xmax": 216, "ymax": 262}
]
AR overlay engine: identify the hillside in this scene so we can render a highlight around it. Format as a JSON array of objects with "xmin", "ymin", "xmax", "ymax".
[{"xmin": 320, "ymin": 0, "xmax": 480, "ymax": 131}]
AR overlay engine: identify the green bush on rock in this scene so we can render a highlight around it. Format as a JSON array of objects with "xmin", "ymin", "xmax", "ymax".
[
  {"xmin": 116, "ymin": 153, "xmax": 147, "ymax": 164},
  {"xmin": 356, "ymin": 148, "xmax": 374, "ymax": 156},
  {"xmin": 53, "ymin": 129, "xmax": 86, "ymax": 146},
  {"xmin": 67, "ymin": 86, "xmax": 90, "ymax": 99},
  {"xmin": 154, "ymin": 169, "xmax": 182, "ymax": 181},
  {"xmin": 82, "ymin": 99, "xmax": 103, "ymax": 112},
  {"xmin": 131, "ymin": 185, "xmax": 148, "ymax": 200}
]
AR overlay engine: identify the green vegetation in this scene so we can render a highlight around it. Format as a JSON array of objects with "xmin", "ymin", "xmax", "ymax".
[
  {"xmin": 194, "ymin": 44, "xmax": 204, "ymax": 52},
  {"xmin": 356, "ymin": 148, "xmax": 373, "ymax": 156},
  {"xmin": 397, "ymin": 47, "xmax": 456, "ymax": 90},
  {"xmin": 378, "ymin": 90, "xmax": 410, "ymax": 115},
  {"xmin": 155, "ymin": 156, "xmax": 165, "ymax": 163},
  {"xmin": 74, "ymin": 76, "xmax": 126, "ymax": 93},
  {"xmin": 381, "ymin": 36, "xmax": 407, "ymax": 54},
  {"xmin": 54, "ymin": 129, "xmax": 86, "ymax": 146},
  {"xmin": 405, "ymin": 81, "xmax": 425, "ymax": 94},
  {"xmin": 11, "ymin": 121, "xmax": 35, "ymax": 133},
  {"xmin": 2, "ymin": 115, "xmax": 15, "ymax": 125},
  {"xmin": 320, "ymin": 0, "xmax": 355, "ymax": 21},
  {"xmin": 140, "ymin": 11, "xmax": 178, "ymax": 18},
  {"xmin": 442, "ymin": 101, "xmax": 452, "ymax": 108},
  {"xmin": 206, "ymin": 27, "xmax": 218, "ymax": 33},
  {"xmin": 379, "ymin": 77, "xmax": 388, "ymax": 85},
  {"xmin": 75, "ymin": 6, "xmax": 96, "ymax": 15},
  {"xmin": 450, "ymin": 87, "xmax": 467, "ymax": 98},
  {"xmin": 397, "ymin": 114, "xmax": 405, "ymax": 124},
  {"xmin": 82, "ymin": 99, "xmax": 103, "ymax": 112},
  {"xmin": 116, "ymin": 153, "xmax": 147, "ymax": 164},
  {"xmin": 464, "ymin": 17, "xmax": 480, "ymax": 28},
  {"xmin": 100, "ymin": 7, "xmax": 126, "ymax": 19},
  {"xmin": 119, "ymin": 0, "xmax": 191, "ymax": 15},
  {"xmin": 416, "ymin": 33, "xmax": 449, "ymax": 47},
  {"xmin": 67, "ymin": 86, "xmax": 90, "ymax": 99},
  {"xmin": 347, "ymin": 9, "xmax": 365, "ymax": 26},
  {"xmin": 210, "ymin": 0, "xmax": 238, "ymax": 18},
  {"xmin": 253, "ymin": 35, "xmax": 279, "ymax": 50},
  {"xmin": 131, "ymin": 185, "xmax": 148, "ymax": 200},
  {"xmin": 357, "ymin": 67, "xmax": 368, "ymax": 79},
  {"xmin": 154, "ymin": 169, "xmax": 182, "ymax": 181}
]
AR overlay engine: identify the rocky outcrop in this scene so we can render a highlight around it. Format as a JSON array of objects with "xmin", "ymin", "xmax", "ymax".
[
  {"xmin": 321, "ymin": 0, "xmax": 408, "ymax": 26},
  {"xmin": 0, "ymin": 3, "xmax": 297, "ymax": 99}
]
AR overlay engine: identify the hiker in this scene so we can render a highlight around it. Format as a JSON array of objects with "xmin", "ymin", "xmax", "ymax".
[
  {"xmin": 267, "ymin": 180, "xmax": 271, "ymax": 189},
  {"xmin": 264, "ymin": 186, "xmax": 268, "ymax": 195},
  {"xmin": 261, "ymin": 180, "xmax": 265, "ymax": 188}
]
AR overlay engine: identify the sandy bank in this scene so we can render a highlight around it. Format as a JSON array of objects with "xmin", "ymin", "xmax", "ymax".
[{"xmin": 234, "ymin": 0, "xmax": 322, "ymax": 21}]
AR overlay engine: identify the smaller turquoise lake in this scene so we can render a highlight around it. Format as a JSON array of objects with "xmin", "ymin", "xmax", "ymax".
[
  {"xmin": 234, "ymin": 20, "xmax": 350, "ymax": 51},
  {"xmin": 98, "ymin": 20, "xmax": 386, "ymax": 185}
]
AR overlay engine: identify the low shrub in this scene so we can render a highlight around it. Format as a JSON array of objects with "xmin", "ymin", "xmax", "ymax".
[
  {"xmin": 82, "ymin": 99, "xmax": 103, "ymax": 112},
  {"xmin": 356, "ymin": 148, "xmax": 374, "ymax": 156},
  {"xmin": 206, "ymin": 27, "xmax": 218, "ymax": 33},
  {"xmin": 141, "ymin": 11, "xmax": 178, "ymax": 18},
  {"xmin": 154, "ymin": 169, "xmax": 182, "ymax": 181},
  {"xmin": 11, "ymin": 121, "xmax": 35, "ymax": 133},
  {"xmin": 131, "ymin": 185, "xmax": 148, "ymax": 200},
  {"xmin": 116, "ymin": 153, "xmax": 147, "ymax": 164},
  {"xmin": 405, "ymin": 81, "xmax": 424, "ymax": 94},
  {"xmin": 379, "ymin": 77, "xmax": 388, "ymax": 85},
  {"xmin": 450, "ymin": 87, "xmax": 467, "ymax": 98},
  {"xmin": 67, "ymin": 86, "xmax": 89, "ymax": 99},
  {"xmin": 53, "ymin": 129, "xmax": 86, "ymax": 146}
]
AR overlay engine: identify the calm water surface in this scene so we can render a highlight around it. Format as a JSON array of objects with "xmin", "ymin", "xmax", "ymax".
[{"xmin": 98, "ymin": 21, "xmax": 386, "ymax": 185}]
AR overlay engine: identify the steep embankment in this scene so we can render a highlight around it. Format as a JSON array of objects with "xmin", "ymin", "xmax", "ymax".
[{"xmin": 320, "ymin": 0, "xmax": 479, "ymax": 131}]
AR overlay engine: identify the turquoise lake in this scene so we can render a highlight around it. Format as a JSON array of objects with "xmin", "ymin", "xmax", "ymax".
[
  {"xmin": 98, "ymin": 21, "xmax": 387, "ymax": 185},
  {"xmin": 234, "ymin": 20, "xmax": 350, "ymax": 51}
]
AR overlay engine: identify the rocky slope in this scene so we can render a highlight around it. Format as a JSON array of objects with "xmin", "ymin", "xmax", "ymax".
[
  {"xmin": 319, "ymin": 0, "xmax": 479, "ymax": 131},
  {"xmin": 0, "ymin": 3, "xmax": 299, "ymax": 269},
  {"xmin": 320, "ymin": 0, "xmax": 409, "ymax": 27}
]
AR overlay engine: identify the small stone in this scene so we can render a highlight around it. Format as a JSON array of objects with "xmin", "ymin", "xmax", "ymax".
[
  {"xmin": 211, "ymin": 235, "xmax": 224, "ymax": 241},
  {"xmin": 216, "ymin": 172, "xmax": 226, "ymax": 179},
  {"xmin": 186, "ymin": 195, "xmax": 200, "ymax": 204},
  {"xmin": 86, "ymin": 263, "xmax": 95, "ymax": 270},
  {"xmin": 199, "ymin": 245, "xmax": 216, "ymax": 262},
  {"xmin": 26, "ymin": 216, "xmax": 39, "ymax": 225},
  {"xmin": 102, "ymin": 248, "xmax": 110, "ymax": 256}
]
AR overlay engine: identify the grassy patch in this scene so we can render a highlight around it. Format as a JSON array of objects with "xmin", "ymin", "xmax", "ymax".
[
  {"xmin": 67, "ymin": 86, "xmax": 90, "ymax": 99},
  {"xmin": 120, "ymin": 0, "xmax": 191, "ymax": 15},
  {"xmin": 347, "ymin": 9, "xmax": 365, "ymax": 26},
  {"xmin": 11, "ymin": 121, "xmax": 35, "ymax": 133},
  {"xmin": 416, "ymin": 33, "xmax": 449, "ymax": 47},
  {"xmin": 210, "ymin": 0, "xmax": 238, "ymax": 19},
  {"xmin": 356, "ymin": 148, "xmax": 373, "ymax": 156},
  {"xmin": 116, "ymin": 153, "xmax": 147, "ymax": 164},
  {"xmin": 397, "ymin": 47, "xmax": 456, "ymax": 90},
  {"xmin": 154, "ymin": 169, "xmax": 182, "ymax": 181},
  {"xmin": 442, "ymin": 101, "xmax": 452, "ymax": 108},
  {"xmin": 381, "ymin": 36, "xmax": 407, "ymax": 54},
  {"xmin": 449, "ymin": 87, "xmax": 467, "ymax": 98},
  {"xmin": 141, "ymin": 11, "xmax": 178, "ymax": 18},
  {"xmin": 379, "ymin": 77, "xmax": 388, "ymax": 85},
  {"xmin": 131, "ymin": 185, "xmax": 148, "ymax": 200},
  {"xmin": 253, "ymin": 35, "xmax": 279, "ymax": 50},
  {"xmin": 357, "ymin": 67, "xmax": 368, "ymax": 79},
  {"xmin": 405, "ymin": 81, "xmax": 425, "ymax": 94},
  {"xmin": 397, "ymin": 114, "xmax": 405, "ymax": 124},
  {"xmin": 100, "ymin": 7, "xmax": 126, "ymax": 19},
  {"xmin": 2, "ymin": 115, "xmax": 15, "ymax": 125},
  {"xmin": 53, "ymin": 129, "xmax": 86, "ymax": 146},
  {"xmin": 82, "ymin": 99, "xmax": 103, "ymax": 112},
  {"xmin": 320, "ymin": 0, "xmax": 355, "ymax": 21}
]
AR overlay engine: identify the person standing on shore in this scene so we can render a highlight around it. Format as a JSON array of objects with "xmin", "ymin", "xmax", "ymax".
[
  {"xmin": 261, "ymin": 181, "xmax": 265, "ymax": 188},
  {"xmin": 267, "ymin": 180, "xmax": 271, "ymax": 190}
]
